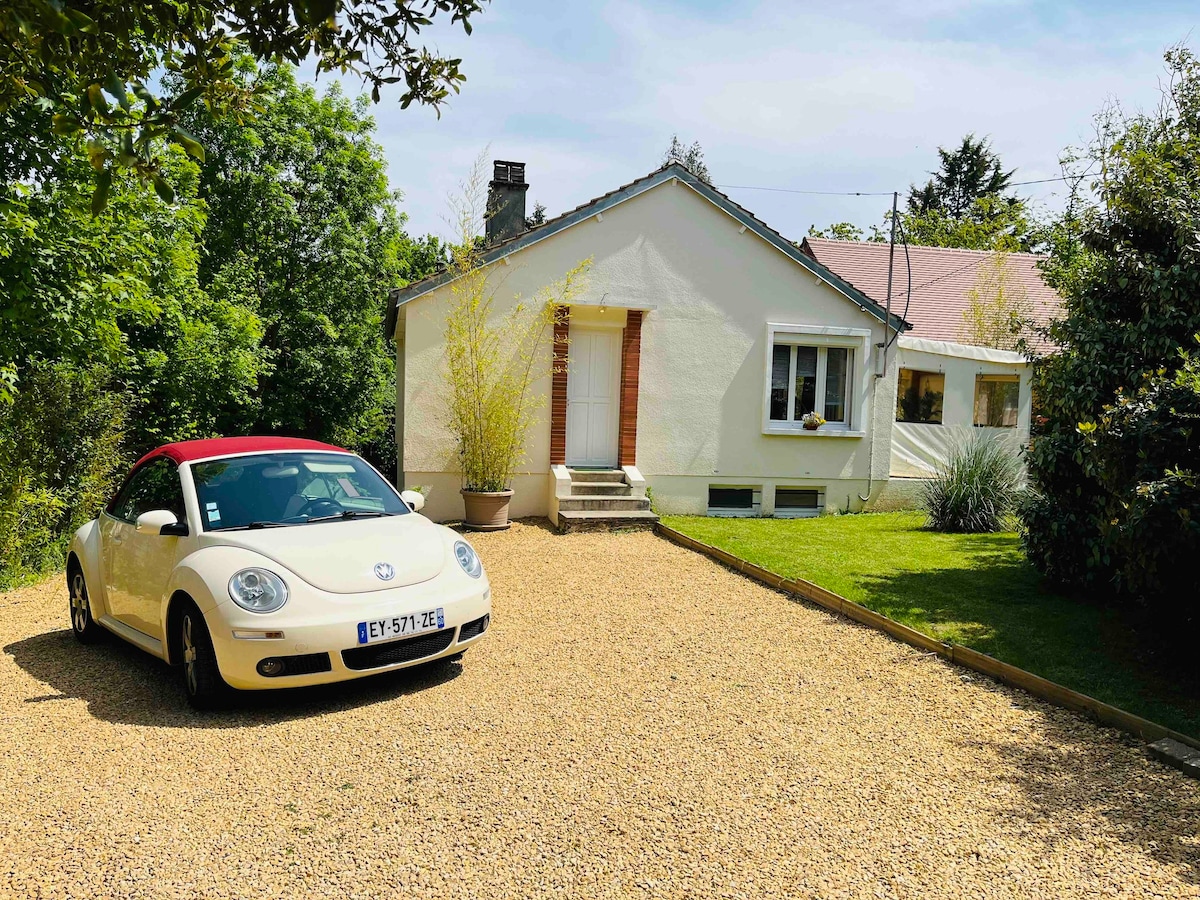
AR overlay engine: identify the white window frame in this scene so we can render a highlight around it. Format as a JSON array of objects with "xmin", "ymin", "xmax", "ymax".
[{"xmin": 762, "ymin": 324, "xmax": 870, "ymax": 437}]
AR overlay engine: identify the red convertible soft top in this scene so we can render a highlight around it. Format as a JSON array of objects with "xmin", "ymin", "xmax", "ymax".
[{"xmin": 135, "ymin": 436, "xmax": 348, "ymax": 468}]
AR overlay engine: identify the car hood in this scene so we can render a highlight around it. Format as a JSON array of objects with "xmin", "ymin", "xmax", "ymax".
[{"xmin": 205, "ymin": 515, "xmax": 446, "ymax": 594}]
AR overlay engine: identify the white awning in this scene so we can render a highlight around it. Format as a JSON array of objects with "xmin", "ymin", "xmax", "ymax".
[{"xmin": 897, "ymin": 335, "xmax": 1028, "ymax": 365}]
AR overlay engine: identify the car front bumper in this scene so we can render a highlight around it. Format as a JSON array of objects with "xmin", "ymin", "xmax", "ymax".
[{"xmin": 207, "ymin": 574, "xmax": 491, "ymax": 690}]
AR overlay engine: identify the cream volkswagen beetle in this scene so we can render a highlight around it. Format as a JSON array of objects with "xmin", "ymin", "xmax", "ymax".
[{"xmin": 67, "ymin": 437, "xmax": 491, "ymax": 708}]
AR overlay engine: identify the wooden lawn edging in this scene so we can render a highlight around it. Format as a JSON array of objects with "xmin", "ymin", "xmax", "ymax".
[{"xmin": 654, "ymin": 522, "xmax": 1200, "ymax": 755}]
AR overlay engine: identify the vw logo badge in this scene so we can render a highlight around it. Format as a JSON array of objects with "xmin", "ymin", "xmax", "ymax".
[{"xmin": 373, "ymin": 562, "xmax": 395, "ymax": 581}]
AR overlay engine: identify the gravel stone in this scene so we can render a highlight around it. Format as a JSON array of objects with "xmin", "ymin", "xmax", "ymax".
[{"xmin": 1, "ymin": 522, "xmax": 1198, "ymax": 898}]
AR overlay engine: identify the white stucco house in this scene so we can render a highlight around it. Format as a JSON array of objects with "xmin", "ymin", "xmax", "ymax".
[{"xmin": 385, "ymin": 162, "xmax": 1059, "ymax": 528}]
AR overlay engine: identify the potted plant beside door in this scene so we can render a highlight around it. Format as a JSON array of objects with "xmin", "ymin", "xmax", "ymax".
[{"xmin": 443, "ymin": 158, "xmax": 590, "ymax": 529}]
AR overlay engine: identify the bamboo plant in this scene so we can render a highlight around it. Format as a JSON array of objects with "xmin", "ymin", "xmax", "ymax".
[{"xmin": 443, "ymin": 156, "xmax": 589, "ymax": 493}]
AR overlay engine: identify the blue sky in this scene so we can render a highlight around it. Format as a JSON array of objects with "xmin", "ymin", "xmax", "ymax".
[{"xmin": 331, "ymin": 0, "xmax": 1199, "ymax": 241}]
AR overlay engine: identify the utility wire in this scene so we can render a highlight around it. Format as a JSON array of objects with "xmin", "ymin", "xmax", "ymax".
[
  {"xmin": 893, "ymin": 255, "xmax": 990, "ymax": 297},
  {"xmin": 713, "ymin": 184, "xmax": 895, "ymax": 196},
  {"xmin": 714, "ymin": 173, "xmax": 1074, "ymax": 197}
]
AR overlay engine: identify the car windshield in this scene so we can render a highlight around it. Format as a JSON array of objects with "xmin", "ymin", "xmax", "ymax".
[{"xmin": 191, "ymin": 452, "xmax": 409, "ymax": 531}]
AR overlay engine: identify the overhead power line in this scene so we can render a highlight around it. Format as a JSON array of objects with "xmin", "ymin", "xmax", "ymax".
[
  {"xmin": 713, "ymin": 184, "xmax": 895, "ymax": 197},
  {"xmin": 714, "ymin": 173, "xmax": 1074, "ymax": 197}
]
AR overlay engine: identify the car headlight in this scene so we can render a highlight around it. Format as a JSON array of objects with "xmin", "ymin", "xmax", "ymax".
[
  {"xmin": 454, "ymin": 540, "xmax": 483, "ymax": 578},
  {"xmin": 228, "ymin": 568, "xmax": 289, "ymax": 613}
]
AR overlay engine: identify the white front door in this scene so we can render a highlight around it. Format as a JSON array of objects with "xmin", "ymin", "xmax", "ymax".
[{"xmin": 566, "ymin": 327, "xmax": 621, "ymax": 467}]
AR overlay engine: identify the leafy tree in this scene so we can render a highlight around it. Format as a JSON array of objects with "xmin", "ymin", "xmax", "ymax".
[
  {"xmin": 177, "ymin": 61, "xmax": 439, "ymax": 460},
  {"xmin": 908, "ymin": 134, "xmax": 1014, "ymax": 218},
  {"xmin": 662, "ymin": 134, "xmax": 711, "ymax": 184},
  {"xmin": 900, "ymin": 194, "xmax": 1037, "ymax": 251},
  {"xmin": 806, "ymin": 221, "xmax": 887, "ymax": 243},
  {"xmin": 0, "ymin": 121, "xmax": 266, "ymax": 445},
  {"xmin": 901, "ymin": 136, "xmax": 1033, "ymax": 250},
  {"xmin": 809, "ymin": 222, "xmax": 861, "ymax": 242},
  {"xmin": 809, "ymin": 136, "xmax": 1035, "ymax": 251},
  {"xmin": 0, "ymin": 0, "xmax": 486, "ymax": 204},
  {"xmin": 525, "ymin": 201, "xmax": 547, "ymax": 229},
  {"xmin": 1021, "ymin": 48, "xmax": 1200, "ymax": 618},
  {"xmin": 0, "ymin": 118, "xmax": 259, "ymax": 582}
]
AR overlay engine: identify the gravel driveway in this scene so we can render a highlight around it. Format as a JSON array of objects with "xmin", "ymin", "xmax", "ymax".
[{"xmin": 2, "ymin": 522, "xmax": 1198, "ymax": 899}]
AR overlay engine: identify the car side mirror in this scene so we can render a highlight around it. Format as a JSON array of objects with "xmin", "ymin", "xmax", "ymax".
[
  {"xmin": 136, "ymin": 509, "xmax": 187, "ymax": 536},
  {"xmin": 400, "ymin": 490, "xmax": 425, "ymax": 513}
]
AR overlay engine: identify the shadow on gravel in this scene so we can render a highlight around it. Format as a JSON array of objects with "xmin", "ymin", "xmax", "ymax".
[
  {"xmin": 4, "ymin": 628, "xmax": 462, "ymax": 728},
  {"xmin": 966, "ymin": 706, "xmax": 1200, "ymax": 886}
]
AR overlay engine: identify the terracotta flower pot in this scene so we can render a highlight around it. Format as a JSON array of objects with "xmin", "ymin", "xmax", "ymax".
[
  {"xmin": 461, "ymin": 488, "xmax": 514, "ymax": 531},
  {"xmin": 803, "ymin": 422, "xmax": 821, "ymax": 431}
]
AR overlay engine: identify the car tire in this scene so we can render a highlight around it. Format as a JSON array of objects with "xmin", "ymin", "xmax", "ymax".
[
  {"xmin": 68, "ymin": 568, "xmax": 104, "ymax": 644},
  {"xmin": 179, "ymin": 603, "xmax": 227, "ymax": 710}
]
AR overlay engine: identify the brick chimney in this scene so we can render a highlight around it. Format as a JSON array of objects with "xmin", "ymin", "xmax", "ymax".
[{"xmin": 486, "ymin": 160, "xmax": 528, "ymax": 245}]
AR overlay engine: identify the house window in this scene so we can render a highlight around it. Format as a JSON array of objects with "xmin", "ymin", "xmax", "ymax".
[
  {"xmin": 769, "ymin": 344, "xmax": 854, "ymax": 426},
  {"xmin": 896, "ymin": 369, "xmax": 945, "ymax": 424},
  {"xmin": 774, "ymin": 487, "xmax": 825, "ymax": 518},
  {"xmin": 708, "ymin": 485, "xmax": 762, "ymax": 517},
  {"xmin": 974, "ymin": 375, "xmax": 1019, "ymax": 427}
]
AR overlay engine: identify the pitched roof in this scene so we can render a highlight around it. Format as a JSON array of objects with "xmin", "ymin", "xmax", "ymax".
[
  {"xmin": 385, "ymin": 164, "xmax": 911, "ymax": 337},
  {"xmin": 801, "ymin": 237, "xmax": 1062, "ymax": 354},
  {"xmin": 135, "ymin": 436, "xmax": 348, "ymax": 468}
]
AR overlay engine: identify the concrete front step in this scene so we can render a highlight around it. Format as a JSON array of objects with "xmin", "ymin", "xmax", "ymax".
[
  {"xmin": 558, "ymin": 496, "xmax": 651, "ymax": 512},
  {"xmin": 570, "ymin": 481, "xmax": 632, "ymax": 496},
  {"xmin": 567, "ymin": 468, "xmax": 626, "ymax": 483},
  {"xmin": 557, "ymin": 509, "xmax": 660, "ymax": 532}
]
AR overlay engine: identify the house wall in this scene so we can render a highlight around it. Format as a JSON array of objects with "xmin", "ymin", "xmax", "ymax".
[
  {"xmin": 398, "ymin": 177, "xmax": 896, "ymax": 522},
  {"xmin": 890, "ymin": 341, "xmax": 1032, "ymax": 480}
]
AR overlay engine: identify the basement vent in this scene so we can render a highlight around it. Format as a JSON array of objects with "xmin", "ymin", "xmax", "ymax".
[
  {"xmin": 774, "ymin": 487, "xmax": 824, "ymax": 518},
  {"xmin": 708, "ymin": 485, "xmax": 762, "ymax": 517}
]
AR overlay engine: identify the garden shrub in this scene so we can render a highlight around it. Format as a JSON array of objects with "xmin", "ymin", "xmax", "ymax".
[
  {"xmin": 923, "ymin": 432, "xmax": 1021, "ymax": 533},
  {"xmin": 0, "ymin": 362, "xmax": 129, "ymax": 588},
  {"xmin": 1022, "ymin": 48, "xmax": 1200, "ymax": 618},
  {"xmin": 1066, "ymin": 347, "xmax": 1200, "ymax": 615}
]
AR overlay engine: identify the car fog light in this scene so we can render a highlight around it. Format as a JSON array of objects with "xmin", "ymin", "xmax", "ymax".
[
  {"xmin": 257, "ymin": 658, "xmax": 286, "ymax": 677},
  {"xmin": 233, "ymin": 630, "xmax": 285, "ymax": 640}
]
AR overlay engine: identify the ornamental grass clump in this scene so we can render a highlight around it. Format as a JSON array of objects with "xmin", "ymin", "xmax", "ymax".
[
  {"xmin": 922, "ymin": 432, "xmax": 1021, "ymax": 533},
  {"xmin": 443, "ymin": 155, "xmax": 589, "ymax": 493}
]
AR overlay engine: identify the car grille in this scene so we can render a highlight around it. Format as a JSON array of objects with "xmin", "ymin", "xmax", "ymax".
[
  {"xmin": 458, "ymin": 614, "xmax": 490, "ymax": 642},
  {"xmin": 341, "ymin": 628, "xmax": 456, "ymax": 671}
]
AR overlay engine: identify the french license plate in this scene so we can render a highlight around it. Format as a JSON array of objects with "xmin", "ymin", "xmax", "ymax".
[{"xmin": 357, "ymin": 608, "xmax": 445, "ymax": 645}]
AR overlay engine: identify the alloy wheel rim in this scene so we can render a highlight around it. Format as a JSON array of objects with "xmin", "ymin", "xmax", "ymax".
[
  {"xmin": 70, "ymin": 574, "xmax": 88, "ymax": 633},
  {"xmin": 182, "ymin": 615, "xmax": 198, "ymax": 695}
]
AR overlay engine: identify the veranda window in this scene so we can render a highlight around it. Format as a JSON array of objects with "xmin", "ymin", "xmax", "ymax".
[
  {"xmin": 973, "ymin": 375, "xmax": 1019, "ymax": 427},
  {"xmin": 896, "ymin": 369, "xmax": 945, "ymax": 424}
]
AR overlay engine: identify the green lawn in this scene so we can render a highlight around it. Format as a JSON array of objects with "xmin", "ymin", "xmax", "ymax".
[{"xmin": 662, "ymin": 511, "xmax": 1200, "ymax": 738}]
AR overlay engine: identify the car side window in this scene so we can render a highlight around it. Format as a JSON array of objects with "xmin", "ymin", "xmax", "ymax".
[{"xmin": 109, "ymin": 459, "xmax": 186, "ymax": 524}]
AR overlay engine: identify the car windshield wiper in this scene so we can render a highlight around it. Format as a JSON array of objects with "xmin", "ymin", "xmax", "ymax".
[
  {"xmin": 305, "ymin": 510, "xmax": 397, "ymax": 523},
  {"xmin": 211, "ymin": 520, "xmax": 293, "ymax": 531}
]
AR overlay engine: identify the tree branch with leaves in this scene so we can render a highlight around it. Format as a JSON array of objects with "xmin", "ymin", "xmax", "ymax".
[{"xmin": 0, "ymin": 0, "xmax": 487, "ymax": 209}]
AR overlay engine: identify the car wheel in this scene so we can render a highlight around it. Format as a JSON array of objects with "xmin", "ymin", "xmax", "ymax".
[
  {"xmin": 179, "ymin": 604, "xmax": 227, "ymax": 710},
  {"xmin": 68, "ymin": 569, "xmax": 104, "ymax": 644}
]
